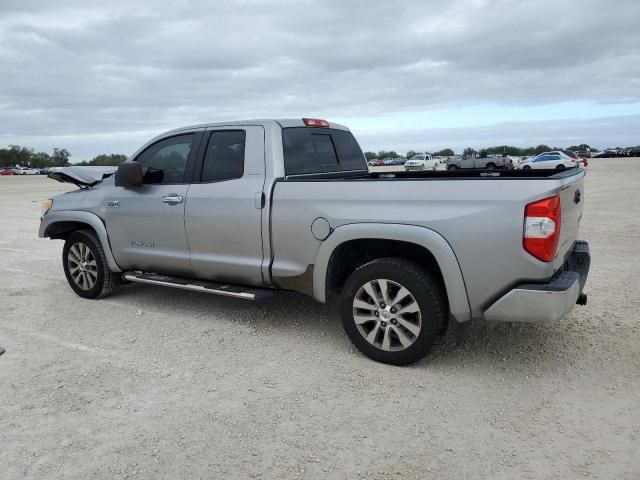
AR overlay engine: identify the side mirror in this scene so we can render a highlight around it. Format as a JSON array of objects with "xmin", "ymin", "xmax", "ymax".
[{"xmin": 115, "ymin": 161, "xmax": 143, "ymax": 187}]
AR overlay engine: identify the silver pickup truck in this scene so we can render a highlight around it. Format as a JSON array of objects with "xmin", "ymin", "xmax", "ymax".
[
  {"xmin": 447, "ymin": 153, "xmax": 512, "ymax": 170},
  {"xmin": 40, "ymin": 118, "xmax": 590, "ymax": 365}
]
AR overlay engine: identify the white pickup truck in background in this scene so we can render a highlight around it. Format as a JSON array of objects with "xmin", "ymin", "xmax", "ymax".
[{"xmin": 404, "ymin": 153, "xmax": 445, "ymax": 171}]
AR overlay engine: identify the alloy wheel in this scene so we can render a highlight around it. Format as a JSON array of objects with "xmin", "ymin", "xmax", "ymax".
[
  {"xmin": 352, "ymin": 279, "xmax": 422, "ymax": 351},
  {"xmin": 67, "ymin": 242, "xmax": 98, "ymax": 290}
]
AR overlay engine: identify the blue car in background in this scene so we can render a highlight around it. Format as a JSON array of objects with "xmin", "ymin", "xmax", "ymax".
[{"xmin": 382, "ymin": 157, "xmax": 406, "ymax": 166}]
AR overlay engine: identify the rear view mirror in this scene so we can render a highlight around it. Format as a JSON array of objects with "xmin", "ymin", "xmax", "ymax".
[{"xmin": 115, "ymin": 161, "xmax": 143, "ymax": 187}]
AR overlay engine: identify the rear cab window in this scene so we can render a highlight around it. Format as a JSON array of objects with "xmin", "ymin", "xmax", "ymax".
[{"xmin": 282, "ymin": 127, "xmax": 367, "ymax": 176}]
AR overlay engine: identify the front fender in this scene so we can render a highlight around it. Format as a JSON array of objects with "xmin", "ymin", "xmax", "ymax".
[
  {"xmin": 39, "ymin": 210, "xmax": 122, "ymax": 272},
  {"xmin": 312, "ymin": 223, "xmax": 471, "ymax": 323}
]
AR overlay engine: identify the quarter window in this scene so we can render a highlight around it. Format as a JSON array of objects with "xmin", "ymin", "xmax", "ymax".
[{"xmin": 135, "ymin": 134, "xmax": 195, "ymax": 184}]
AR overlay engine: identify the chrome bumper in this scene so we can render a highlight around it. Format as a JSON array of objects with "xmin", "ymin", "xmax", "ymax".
[{"xmin": 484, "ymin": 241, "xmax": 590, "ymax": 322}]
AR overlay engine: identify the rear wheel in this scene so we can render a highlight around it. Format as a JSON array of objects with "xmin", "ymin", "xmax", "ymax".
[
  {"xmin": 556, "ymin": 164, "xmax": 566, "ymax": 170},
  {"xmin": 522, "ymin": 165, "xmax": 532, "ymax": 170},
  {"xmin": 63, "ymin": 230, "xmax": 120, "ymax": 299},
  {"xmin": 447, "ymin": 164, "xmax": 457, "ymax": 171},
  {"xmin": 340, "ymin": 258, "xmax": 446, "ymax": 365},
  {"xmin": 486, "ymin": 162, "xmax": 496, "ymax": 169}
]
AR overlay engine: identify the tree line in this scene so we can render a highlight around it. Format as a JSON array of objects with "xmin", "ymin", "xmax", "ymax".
[
  {"xmin": 363, "ymin": 144, "xmax": 597, "ymax": 160},
  {"xmin": 0, "ymin": 145, "xmax": 127, "ymax": 168},
  {"xmin": 1, "ymin": 142, "xmax": 606, "ymax": 168}
]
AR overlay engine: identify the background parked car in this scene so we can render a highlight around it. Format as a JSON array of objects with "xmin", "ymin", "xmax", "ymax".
[
  {"xmin": 556, "ymin": 150, "xmax": 581, "ymax": 164},
  {"xmin": 447, "ymin": 153, "xmax": 511, "ymax": 170},
  {"xmin": 404, "ymin": 153, "xmax": 441, "ymax": 171},
  {"xmin": 565, "ymin": 151, "xmax": 588, "ymax": 166},
  {"xmin": 518, "ymin": 153, "xmax": 576, "ymax": 170},
  {"xmin": 593, "ymin": 149, "xmax": 621, "ymax": 158},
  {"xmin": 0, "ymin": 168, "xmax": 14, "ymax": 175},
  {"xmin": 382, "ymin": 157, "xmax": 406, "ymax": 166},
  {"xmin": 548, "ymin": 150, "xmax": 587, "ymax": 167},
  {"xmin": 628, "ymin": 147, "xmax": 640, "ymax": 158},
  {"xmin": 433, "ymin": 156, "xmax": 450, "ymax": 170}
]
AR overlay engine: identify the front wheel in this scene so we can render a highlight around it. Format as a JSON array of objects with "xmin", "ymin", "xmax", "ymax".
[
  {"xmin": 340, "ymin": 258, "xmax": 446, "ymax": 365},
  {"xmin": 522, "ymin": 165, "xmax": 532, "ymax": 170},
  {"xmin": 63, "ymin": 230, "xmax": 120, "ymax": 299},
  {"xmin": 556, "ymin": 164, "xmax": 566, "ymax": 170}
]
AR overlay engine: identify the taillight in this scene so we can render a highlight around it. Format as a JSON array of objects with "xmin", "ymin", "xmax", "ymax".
[
  {"xmin": 523, "ymin": 195, "xmax": 561, "ymax": 262},
  {"xmin": 303, "ymin": 118, "xmax": 330, "ymax": 127}
]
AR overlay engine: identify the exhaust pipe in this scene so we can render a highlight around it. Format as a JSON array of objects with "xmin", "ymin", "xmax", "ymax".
[{"xmin": 576, "ymin": 293, "xmax": 588, "ymax": 306}]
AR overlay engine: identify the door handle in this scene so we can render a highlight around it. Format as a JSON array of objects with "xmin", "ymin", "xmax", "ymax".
[
  {"xmin": 253, "ymin": 191, "xmax": 265, "ymax": 209},
  {"xmin": 162, "ymin": 194, "xmax": 184, "ymax": 204}
]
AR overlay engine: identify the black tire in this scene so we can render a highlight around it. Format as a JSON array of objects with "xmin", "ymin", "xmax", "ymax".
[
  {"xmin": 486, "ymin": 162, "xmax": 496, "ymax": 170},
  {"xmin": 447, "ymin": 164, "xmax": 457, "ymax": 170},
  {"xmin": 556, "ymin": 164, "xmax": 566, "ymax": 170},
  {"xmin": 63, "ymin": 230, "xmax": 120, "ymax": 299},
  {"xmin": 522, "ymin": 165, "xmax": 532, "ymax": 170},
  {"xmin": 340, "ymin": 258, "xmax": 446, "ymax": 366}
]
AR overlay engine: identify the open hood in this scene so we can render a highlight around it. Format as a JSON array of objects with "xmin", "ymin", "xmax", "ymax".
[{"xmin": 48, "ymin": 166, "xmax": 118, "ymax": 188}]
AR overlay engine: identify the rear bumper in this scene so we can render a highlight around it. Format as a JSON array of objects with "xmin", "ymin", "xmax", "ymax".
[{"xmin": 483, "ymin": 241, "xmax": 590, "ymax": 322}]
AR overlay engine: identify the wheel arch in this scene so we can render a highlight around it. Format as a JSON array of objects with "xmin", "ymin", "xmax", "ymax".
[
  {"xmin": 313, "ymin": 223, "xmax": 471, "ymax": 323},
  {"xmin": 40, "ymin": 210, "xmax": 122, "ymax": 272}
]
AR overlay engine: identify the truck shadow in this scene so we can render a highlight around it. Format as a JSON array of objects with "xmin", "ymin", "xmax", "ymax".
[
  {"xmin": 426, "ymin": 319, "xmax": 589, "ymax": 372},
  {"xmin": 112, "ymin": 284, "xmax": 586, "ymax": 371}
]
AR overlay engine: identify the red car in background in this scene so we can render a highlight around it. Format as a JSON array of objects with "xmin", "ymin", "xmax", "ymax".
[
  {"xmin": 367, "ymin": 159, "xmax": 385, "ymax": 166},
  {"xmin": 0, "ymin": 169, "xmax": 14, "ymax": 175},
  {"xmin": 563, "ymin": 150, "xmax": 589, "ymax": 167}
]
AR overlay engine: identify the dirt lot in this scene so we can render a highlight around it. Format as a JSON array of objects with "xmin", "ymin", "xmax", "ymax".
[{"xmin": 1, "ymin": 160, "xmax": 639, "ymax": 479}]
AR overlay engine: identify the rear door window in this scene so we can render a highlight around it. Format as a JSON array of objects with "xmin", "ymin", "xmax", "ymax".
[{"xmin": 200, "ymin": 130, "xmax": 246, "ymax": 182}]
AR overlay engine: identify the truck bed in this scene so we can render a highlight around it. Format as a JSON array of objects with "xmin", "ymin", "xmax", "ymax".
[
  {"xmin": 284, "ymin": 167, "xmax": 583, "ymax": 181},
  {"xmin": 270, "ymin": 166, "xmax": 586, "ymax": 319}
]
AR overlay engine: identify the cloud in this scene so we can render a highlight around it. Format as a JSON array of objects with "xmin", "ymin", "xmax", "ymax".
[{"xmin": 0, "ymin": 0, "xmax": 639, "ymax": 158}]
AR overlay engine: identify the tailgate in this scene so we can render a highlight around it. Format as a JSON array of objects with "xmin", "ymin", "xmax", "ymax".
[{"xmin": 558, "ymin": 172, "xmax": 584, "ymax": 250}]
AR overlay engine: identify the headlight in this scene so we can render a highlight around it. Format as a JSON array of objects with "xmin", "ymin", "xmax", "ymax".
[{"xmin": 41, "ymin": 198, "xmax": 53, "ymax": 215}]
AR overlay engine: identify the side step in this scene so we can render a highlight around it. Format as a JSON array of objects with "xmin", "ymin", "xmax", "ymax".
[{"xmin": 122, "ymin": 272, "xmax": 272, "ymax": 301}]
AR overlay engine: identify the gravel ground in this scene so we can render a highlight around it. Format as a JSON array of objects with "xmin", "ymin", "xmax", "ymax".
[{"xmin": 1, "ymin": 160, "xmax": 639, "ymax": 479}]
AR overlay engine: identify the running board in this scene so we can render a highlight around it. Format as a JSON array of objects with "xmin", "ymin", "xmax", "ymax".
[{"xmin": 122, "ymin": 272, "xmax": 272, "ymax": 301}]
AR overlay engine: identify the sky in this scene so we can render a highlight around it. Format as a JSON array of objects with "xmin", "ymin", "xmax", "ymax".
[{"xmin": 1, "ymin": 0, "xmax": 639, "ymax": 160}]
